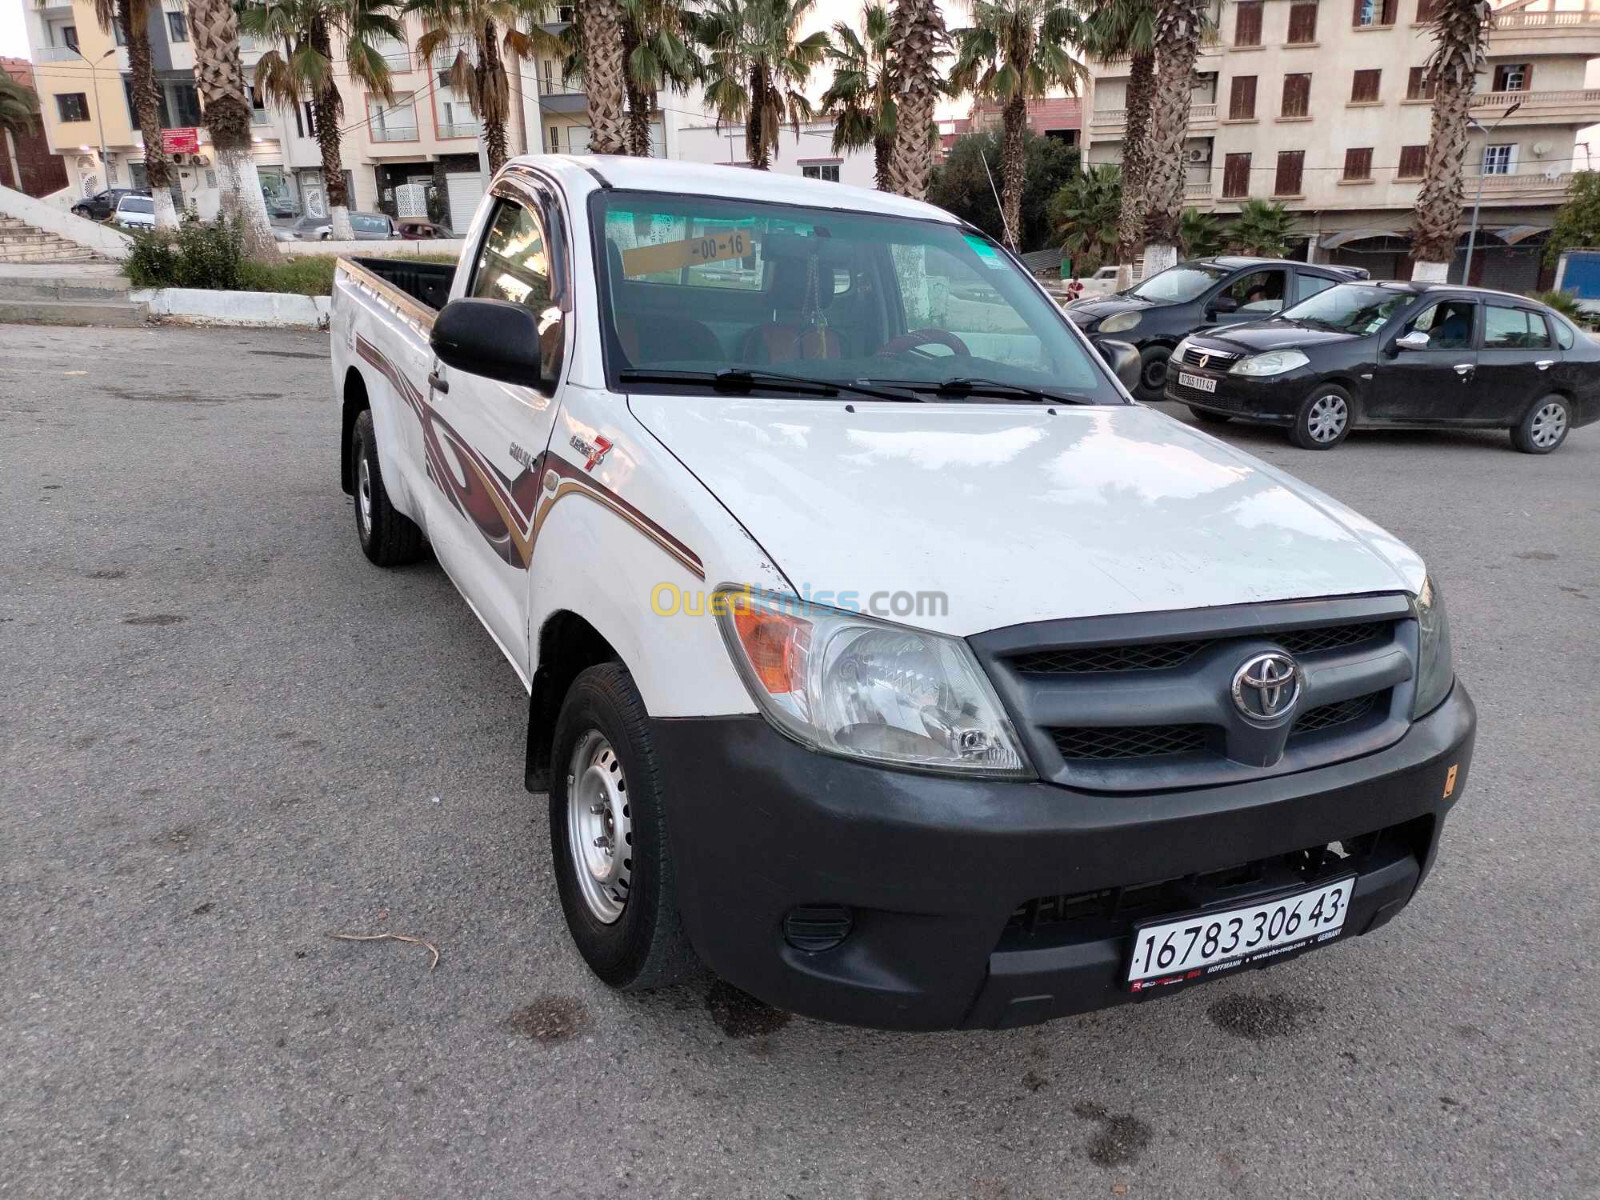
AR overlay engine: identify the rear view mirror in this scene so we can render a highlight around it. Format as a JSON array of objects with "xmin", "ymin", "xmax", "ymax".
[
  {"xmin": 1394, "ymin": 330, "xmax": 1431, "ymax": 352},
  {"xmin": 1096, "ymin": 338, "xmax": 1142, "ymax": 392},
  {"xmin": 431, "ymin": 298, "xmax": 548, "ymax": 390}
]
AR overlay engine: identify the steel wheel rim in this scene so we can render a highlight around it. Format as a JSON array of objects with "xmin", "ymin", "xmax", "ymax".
[
  {"xmin": 1307, "ymin": 394, "xmax": 1347, "ymax": 442},
  {"xmin": 1531, "ymin": 402, "xmax": 1567, "ymax": 448},
  {"xmin": 1142, "ymin": 357, "xmax": 1167, "ymax": 390},
  {"xmin": 566, "ymin": 731, "xmax": 632, "ymax": 924},
  {"xmin": 357, "ymin": 456, "xmax": 373, "ymax": 533}
]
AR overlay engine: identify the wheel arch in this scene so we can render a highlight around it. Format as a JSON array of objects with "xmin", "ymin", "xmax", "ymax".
[
  {"xmin": 340, "ymin": 366, "xmax": 370, "ymax": 495},
  {"xmin": 1312, "ymin": 373, "xmax": 1366, "ymax": 418},
  {"xmin": 526, "ymin": 610, "xmax": 623, "ymax": 792}
]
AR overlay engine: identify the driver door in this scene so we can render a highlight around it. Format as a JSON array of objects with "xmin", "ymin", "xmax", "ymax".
[
  {"xmin": 1206, "ymin": 268, "xmax": 1290, "ymax": 327},
  {"xmin": 1368, "ymin": 298, "xmax": 1479, "ymax": 422}
]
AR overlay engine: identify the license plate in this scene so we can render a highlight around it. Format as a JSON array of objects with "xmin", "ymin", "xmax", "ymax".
[
  {"xmin": 1125, "ymin": 875, "xmax": 1355, "ymax": 992},
  {"xmin": 1177, "ymin": 371, "xmax": 1216, "ymax": 393}
]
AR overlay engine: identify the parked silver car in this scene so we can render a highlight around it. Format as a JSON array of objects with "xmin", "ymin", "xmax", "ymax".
[{"xmin": 273, "ymin": 212, "xmax": 397, "ymax": 242}]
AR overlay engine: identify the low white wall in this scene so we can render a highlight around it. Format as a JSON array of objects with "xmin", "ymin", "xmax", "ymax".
[
  {"xmin": 130, "ymin": 287, "xmax": 333, "ymax": 329},
  {"xmin": 283, "ymin": 238, "xmax": 465, "ymax": 259},
  {"xmin": 0, "ymin": 183, "xmax": 134, "ymax": 259}
]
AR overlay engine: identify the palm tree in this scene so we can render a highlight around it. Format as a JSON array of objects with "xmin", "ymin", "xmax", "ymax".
[
  {"xmin": 820, "ymin": 2, "xmax": 893, "ymax": 190},
  {"xmin": 1047, "ymin": 163, "xmax": 1120, "ymax": 273},
  {"xmin": 1077, "ymin": 0, "xmax": 1154, "ymax": 269},
  {"xmin": 884, "ymin": 0, "xmax": 945, "ymax": 199},
  {"xmin": 1179, "ymin": 205, "xmax": 1220, "ymax": 257},
  {"xmin": 241, "ymin": 0, "xmax": 404, "ymax": 241},
  {"xmin": 1409, "ymin": 0, "xmax": 1489, "ymax": 281},
  {"xmin": 185, "ymin": 0, "xmax": 280, "ymax": 256},
  {"xmin": 691, "ymin": 0, "xmax": 830, "ymax": 170},
  {"xmin": 1227, "ymin": 198, "xmax": 1294, "ymax": 256},
  {"xmin": 564, "ymin": 0, "xmax": 700, "ymax": 156},
  {"xmin": 409, "ymin": 0, "xmax": 553, "ymax": 170},
  {"xmin": 1138, "ymin": 0, "xmax": 1204, "ymax": 276},
  {"xmin": 577, "ymin": 0, "xmax": 631, "ymax": 152},
  {"xmin": 949, "ymin": 0, "xmax": 1087, "ymax": 251},
  {"xmin": 0, "ymin": 72, "xmax": 37, "ymax": 138}
]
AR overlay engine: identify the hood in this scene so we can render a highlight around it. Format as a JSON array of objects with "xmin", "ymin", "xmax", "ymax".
[
  {"xmin": 626, "ymin": 396, "xmax": 1424, "ymax": 637},
  {"xmin": 1064, "ymin": 296, "xmax": 1151, "ymax": 322},
  {"xmin": 1191, "ymin": 319, "xmax": 1362, "ymax": 353}
]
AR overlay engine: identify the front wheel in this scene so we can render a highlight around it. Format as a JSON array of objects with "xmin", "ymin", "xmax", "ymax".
[
  {"xmin": 1290, "ymin": 385, "xmax": 1353, "ymax": 450},
  {"xmin": 1511, "ymin": 395, "xmax": 1570, "ymax": 454},
  {"xmin": 1135, "ymin": 346, "xmax": 1171, "ymax": 401},
  {"xmin": 549, "ymin": 663, "xmax": 697, "ymax": 991}
]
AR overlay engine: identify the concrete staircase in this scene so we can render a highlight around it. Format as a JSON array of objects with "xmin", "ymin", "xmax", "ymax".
[
  {"xmin": 0, "ymin": 267, "xmax": 150, "ymax": 328},
  {"xmin": 0, "ymin": 214, "xmax": 111, "ymax": 265}
]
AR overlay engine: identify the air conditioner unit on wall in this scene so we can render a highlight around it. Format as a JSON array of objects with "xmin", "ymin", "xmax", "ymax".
[{"xmin": 1187, "ymin": 148, "xmax": 1209, "ymax": 163}]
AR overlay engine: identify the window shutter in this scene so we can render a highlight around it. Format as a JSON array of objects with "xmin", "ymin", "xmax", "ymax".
[
  {"xmin": 1352, "ymin": 0, "xmax": 1366, "ymax": 25},
  {"xmin": 1235, "ymin": 1, "xmax": 1263, "ymax": 45},
  {"xmin": 1343, "ymin": 147, "xmax": 1373, "ymax": 179},
  {"xmin": 1352, "ymin": 69, "xmax": 1381, "ymax": 102},
  {"xmin": 1282, "ymin": 74, "xmax": 1311, "ymax": 117},
  {"xmin": 1223, "ymin": 153, "xmax": 1252, "ymax": 198},
  {"xmin": 1230, "ymin": 75, "xmax": 1257, "ymax": 119},
  {"xmin": 1522, "ymin": 62, "xmax": 1533, "ymax": 91},
  {"xmin": 1288, "ymin": 3, "xmax": 1319, "ymax": 41},
  {"xmin": 1275, "ymin": 151, "xmax": 1305, "ymax": 195},
  {"xmin": 1380, "ymin": 0, "xmax": 1397, "ymax": 21},
  {"xmin": 1415, "ymin": 0, "xmax": 1433, "ymax": 19},
  {"xmin": 1397, "ymin": 145, "xmax": 1427, "ymax": 178}
]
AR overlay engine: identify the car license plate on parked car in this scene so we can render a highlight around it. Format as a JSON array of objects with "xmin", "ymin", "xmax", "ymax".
[
  {"xmin": 1125, "ymin": 876, "xmax": 1355, "ymax": 991},
  {"xmin": 1177, "ymin": 371, "xmax": 1216, "ymax": 394}
]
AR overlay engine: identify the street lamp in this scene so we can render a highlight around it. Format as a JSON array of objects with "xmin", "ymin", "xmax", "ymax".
[
  {"xmin": 72, "ymin": 46, "xmax": 117, "ymax": 188},
  {"xmin": 1462, "ymin": 99, "xmax": 1521, "ymax": 284}
]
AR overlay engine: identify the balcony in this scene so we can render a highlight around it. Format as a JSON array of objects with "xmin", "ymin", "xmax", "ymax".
[
  {"xmin": 1094, "ymin": 30, "xmax": 1220, "ymax": 69},
  {"xmin": 35, "ymin": 45, "xmax": 82, "ymax": 63},
  {"xmin": 1470, "ymin": 171, "xmax": 1574, "ymax": 201},
  {"xmin": 1185, "ymin": 179, "xmax": 1213, "ymax": 198},
  {"xmin": 1487, "ymin": 0, "xmax": 1600, "ymax": 56},
  {"xmin": 1088, "ymin": 102, "xmax": 1216, "ymax": 138},
  {"xmin": 369, "ymin": 125, "xmax": 419, "ymax": 143},
  {"xmin": 538, "ymin": 79, "xmax": 587, "ymax": 114},
  {"xmin": 1090, "ymin": 107, "xmax": 1126, "ymax": 131},
  {"xmin": 1470, "ymin": 88, "xmax": 1600, "ymax": 124},
  {"xmin": 437, "ymin": 120, "xmax": 481, "ymax": 139}
]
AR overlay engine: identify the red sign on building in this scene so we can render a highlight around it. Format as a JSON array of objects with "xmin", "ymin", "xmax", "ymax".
[{"xmin": 161, "ymin": 127, "xmax": 200, "ymax": 155}]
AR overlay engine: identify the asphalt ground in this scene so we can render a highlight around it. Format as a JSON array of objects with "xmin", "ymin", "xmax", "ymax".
[{"xmin": 2, "ymin": 322, "xmax": 1596, "ymax": 1199}]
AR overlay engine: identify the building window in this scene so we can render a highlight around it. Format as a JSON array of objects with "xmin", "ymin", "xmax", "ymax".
[
  {"xmin": 1274, "ymin": 150, "xmax": 1305, "ymax": 195},
  {"xmin": 166, "ymin": 11, "xmax": 188, "ymax": 42},
  {"xmin": 167, "ymin": 82, "xmax": 201, "ymax": 127},
  {"xmin": 1343, "ymin": 146, "xmax": 1373, "ymax": 180},
  {"xmin": 1228, "ymin": 75, "xmax": 1257, "ymax": 119},
  {"xmin": 1222, "ymin": 152, "xmax": 1252, "ymax": 198},
  {"xmin": 1351, "ymin": 69, "xmax": 1381, "ymax": 102},
  {"xmin": 546, "ymin": 125, "xmax": 561, "ymax": 152},
  {"xmin": 1482, "ymin": 143, "xmax": 1516, "ymax": 176},
  {"xmin": 248, "ymin": 86, "xmax": 269, "ymax": 125},
  {"xmin": 55, "ymin": 93, "xmax": 90, "ymax": 122},
  {"xmin": 1415, "ymin": 0, "xmax": 1433, "ymax": 19},
  {"xmin": 802, "ymin": 163, "xmax": 841, "ymax": 182},
  {"xmin": 1397, "ymin": 144, "xmax": 1427, "ymax": 178},
  {"xmin": 1352, "ymin": 0, "xmax": 1397, "ymax": 26},
  {"xmin": 1234, "ymin": 1, "xmax": 1263, "ymax": 46},
  {"xmin": 366, "ymin": 94, "xmax": 418, "ymax": 141},
  {"xmin": 123, "ymin": 78, "xmax": 140, "ymax": 128},
  {"xmin": 1281, "ymin": 73, "xmax": 1312, "ymax": 117},
  {"xmin": 1491, "ymin": 63, "xmax": 1531, "ymax": 92},
  {"xmin": 293, "ymin": 101, "xmax": 319, "ymax": 138},
  {"xmin": 1406, "ymin": 67, "xmax": 1435, "ymax": 100},
  {"xmin": 61, "ymin": 24, "xmax": 79, "ymax": 51},
  {"xmin": 1287, "ymin": 2, "xmax": 1318, "ymax": 42}
]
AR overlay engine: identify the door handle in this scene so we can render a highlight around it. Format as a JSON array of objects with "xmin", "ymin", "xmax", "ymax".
[
  {"xmin": 1453, "ymin": 363, "xmax": 1473, "ymax": 377},
  {"xmin": 428, "ymin": 370, "xmax": 449, "ymax": 394},
  {"xmin": 1535, "ymin": 359, "xmax": 1554, "ymax": 371}
]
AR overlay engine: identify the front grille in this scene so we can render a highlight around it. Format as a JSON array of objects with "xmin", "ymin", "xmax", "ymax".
[
  {"xmin": 1011, "ymin": 621, "xmax": 1392, "ymax": 677},
  {"xmin": 1181, "ymin": 345, "xmax": 1240, "ymax": 368},
  {"xmin": 1003, "ymin": 815, "xmax": 1433, "ymax": 945},
  {"xmin": 1292, "ymin": 691, "xmax": 1381, "ymax": 735},
  {"xmin": 1050, "ymin": 724, "xmax": 1209, "ymax": 761}
]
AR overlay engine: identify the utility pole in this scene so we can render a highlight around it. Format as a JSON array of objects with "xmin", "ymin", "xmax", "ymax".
[
  {"xmin": 1462, "ymin": 100, "xmax": 1521, "ymax": 285},
  {"xmin": 73, "ymin": 47, "xmax": 118, "ymax": 187}
]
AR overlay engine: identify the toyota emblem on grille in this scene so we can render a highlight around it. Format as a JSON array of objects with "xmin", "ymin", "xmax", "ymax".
[{"xmin": 1231, "ymin": 652, "xmax": 1303, "ymax": 724}]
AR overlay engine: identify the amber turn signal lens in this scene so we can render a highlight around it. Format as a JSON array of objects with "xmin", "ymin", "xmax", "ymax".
[{"xmin": 729, "ymin": 597, "xmax": 810, "ymax": 695}]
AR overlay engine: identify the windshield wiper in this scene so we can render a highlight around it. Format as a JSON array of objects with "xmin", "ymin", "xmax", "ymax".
[
  {"xmin": 869, "ymin": 376, "xmax": 1097, "ymax": 404},
  {"xmin": 617, "ymin": 367, "xmax": 922, "ymax": 403}
]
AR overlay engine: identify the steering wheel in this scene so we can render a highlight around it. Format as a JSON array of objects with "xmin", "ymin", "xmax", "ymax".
[{"xmin": 875, "ymin": 329, "xmax": 972, "ymax": 359}]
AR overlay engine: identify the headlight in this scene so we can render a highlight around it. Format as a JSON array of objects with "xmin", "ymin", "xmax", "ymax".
[
  {"xmin": 1172, "ymin": 337, "xmax": 1194, "ymax": 362},
  {"xmin": 1231, "ymin": 349, "xmax": 1310, "ymax": 376},
  {"xmin": 716, "ymin": 588, "xmax": 1033, "ymax": 778},
  {"xmin": 1100, "ymin": 310, "xmax": 1142, "ymax": 334},
  {"xmin": 1412, "ymin": 575, "xmax": 1454, "ymax": 719}
]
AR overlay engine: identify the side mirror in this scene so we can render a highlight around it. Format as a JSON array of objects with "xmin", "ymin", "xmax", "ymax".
[
  {"xmin": 1209, "ymin": 294, "xmax": 1240, "ymax": 316},
  {"xmin": 431, "ymin": 298, "xmax": 548, "ymax": 390},
  {"xmin": 1096, "ymin": 338, "xmax": 1142, "ymax": 392},
  {"xmin": 1393, "ymin": 330, "xmax": 1431, "ymax": 352}
]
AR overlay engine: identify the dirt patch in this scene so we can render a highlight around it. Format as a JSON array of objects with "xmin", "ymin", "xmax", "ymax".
[
  {"xmin": 1022, "ymin": 1069, "xmax": 1048, "ymax": 1092},
  {"xmin": 250, "ymin": 349, "xmax": 326, "ymax": 361},
  {"xmin": 1207, "ymin": 992, "xmax": 1321, "ymax": 1040},
  {"xmin": 506, "ymin": 996, "xmax": 589, "ymax": 1044},
  {"xmin": 1072, "ymin": 1101, "xmax": 1153, "ymax": 1167},
  {"xmin": 706, "ymin": 979, "xmax": 791, "ymax": 1038},
  {"xmin": 104, "ymin": 387, "xmax": 228, "ymax": 405},
  {"xmin": 87, "ymin": 569, "xmax": 128, "ymax": 580},
  {"xmin": 1515, "ymin": 550, "xmax": 1558, "ymax": 561},
  {"xmin": 191, "ymin": 902, "xmax": 214, "ymax": 916},
  {"xmin": 122, "ymin": 614, "xmax": 185, "ymax": 626}
]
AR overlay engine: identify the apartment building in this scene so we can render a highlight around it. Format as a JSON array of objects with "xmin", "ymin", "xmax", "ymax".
[
  {"xmin": 1085, "ymin": 0, "xmax": 1600, "ymax": 288},
  {"xmin": 1, "ymin": 58, "xmax": 70, "ymax": 196}
]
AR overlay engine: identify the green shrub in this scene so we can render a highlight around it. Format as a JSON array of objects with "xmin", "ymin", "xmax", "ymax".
[{"xmin": 121, "ymin": 208, "xmax": 245, "ymax": 290}]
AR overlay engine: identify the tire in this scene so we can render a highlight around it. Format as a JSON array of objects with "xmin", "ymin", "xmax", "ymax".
[
  {"xmin": 1290, "ymin": 384, "xmax": 1354, "ymax": 451},
  {"xmin": 549, "ymin": 663, "xmax": 697, "ymax": 991},
  {"xmin": 349, "ymin": 409, "xmax": 425, "ymax": 566},
  {"xmin": 1135, "ymin": 346, "xmax": 1171, "ymax": 401},
  {"xmin": 1189, "ymin": 406, "xmax": 1233, "ymax": 425},
  {"xmin": 1510, "ymin": 394, "xmax": 1570, "ymax": 455}
]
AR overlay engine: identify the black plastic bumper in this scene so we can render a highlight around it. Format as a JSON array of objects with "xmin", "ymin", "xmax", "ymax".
[
  {"xmin": 1164, "ymin": 369, "xmax": 1320, "ymax": 422},
  {"xmin": 653, "ymin": 685, "xmax": 1475, "ymax": 1031}
]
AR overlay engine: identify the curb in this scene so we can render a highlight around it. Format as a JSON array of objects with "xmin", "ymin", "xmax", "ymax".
[{"xmin": 129, "ymin": 287, "xmax": 334, "ymax": 329}]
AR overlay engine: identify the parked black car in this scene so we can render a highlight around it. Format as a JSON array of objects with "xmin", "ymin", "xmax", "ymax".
[
  {"xmin": 70, "ymin": 188, "xmax": 150, "ymax": 222},
  {"xmin": 1165, "ymin": 281, "xmax": 1599, "ymax": 454},
  {"xmin": 1064, "ymin": 256, "xmax": 1368, "ymax": 400}
]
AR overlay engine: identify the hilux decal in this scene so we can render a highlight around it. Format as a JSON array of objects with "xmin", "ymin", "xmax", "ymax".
[{"xmin": 355, "ymin": 336, "xmax": 703, "ymax": 580}]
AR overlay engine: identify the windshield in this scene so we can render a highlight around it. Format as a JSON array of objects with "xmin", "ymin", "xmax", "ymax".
[
  {"xmin": 1129, "ymin": 264, "xmax": 1228, "ymax": 304},
  {"xmin": 1280, "ymin": 283, "xmax": 1415, "ymax": 335},
  {"xmin": 591, "ymin": 190, "xmax": 1121, "ymax": 403},
  {"xmin": 121, "ymin": 198, "xmax": 153, "ymax": 214}
]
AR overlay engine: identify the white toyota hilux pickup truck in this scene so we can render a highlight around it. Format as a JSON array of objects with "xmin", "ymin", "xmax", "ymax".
[{"xmin": 329, "ymin": 155, "xmax": 1474, "ymax": 1030}]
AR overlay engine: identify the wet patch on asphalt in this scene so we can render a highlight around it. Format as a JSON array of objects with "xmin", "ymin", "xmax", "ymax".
[
  {"xmin": 1072, "ymin": 1100, "xmax": 1153, "ymax": 1167},
  {"xmin": 706, "ymin": 980, "xmax": 790, "ymax": 1038},
  {"xmin": 1207, "ymin": 992, "xmax": 1322, "ymax": 1040},
  {"xmin": 506, "ymin": 997, "xmax": 590, "ymax": 1044},
  {"xmin": 122, "ymin": 614, "xmax": 185, "ymax": 626}
]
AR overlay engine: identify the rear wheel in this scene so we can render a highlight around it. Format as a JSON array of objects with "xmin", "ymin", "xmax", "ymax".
[
  {"xmin": 1135, "ymin": 346, "xmax": 1171, "ymax": 401},
  {"xmin": 350, "ymin": 409, "xmax": 425, "ymax": 566},
  {"xmin": 1189, "ymin": 406, "xmax": 1233, "ymax": 426},
  {"xmin": 1290, "ymin": 385, "xmax": 1353, "ymax": 451},
  {"xmin": 1511, "ymin": 395, "xmax": 1570, "ymax": 454}
]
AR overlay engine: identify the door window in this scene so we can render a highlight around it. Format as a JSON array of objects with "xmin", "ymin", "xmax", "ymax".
[
  {"xmin": 470, "ymin": 198, "xmax": 564, "ymax": 380},
  {"xmin": 1551, "ymin": 314, "xmax": 1577, "ymax": 350},
  {"xmin": 1294, "ymin": 273, "xmax": 1335, "ymax": 304},
  {"xmin": 1482, "ymin": 304, "xmax": 1551, "ymax": 350},
  {"xmin": 1222, "ymin": 269, "xmax": 1287, "ymax": 314},
  {"xmin": 1403, "ymin": 300, "xmax": 1475, "ymax": 349}
]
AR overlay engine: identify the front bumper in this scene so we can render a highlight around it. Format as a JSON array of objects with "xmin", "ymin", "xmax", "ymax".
[
  {"xmin": 653, "ymin": 685, "xmax": 1475, "ymax": 1030},
  {"xmin": 1165, "ymin": 366, "xmax": 1320, "ymax": 422}
]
